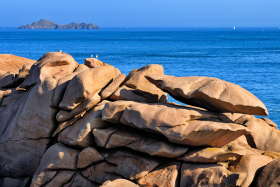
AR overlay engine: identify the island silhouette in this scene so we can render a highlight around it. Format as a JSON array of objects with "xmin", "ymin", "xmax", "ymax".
[{"xmin": 18, "ymin": 19, "xmax": 99, "ymax": 29}]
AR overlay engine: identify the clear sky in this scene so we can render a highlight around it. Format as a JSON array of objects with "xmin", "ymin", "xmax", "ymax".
[{"xmin": 1, "ymin": 0, "xmax": 280, "ymax": 28}]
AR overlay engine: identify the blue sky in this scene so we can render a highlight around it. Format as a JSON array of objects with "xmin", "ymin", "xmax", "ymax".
[{"xmin": 1, "ymin": 0, "xmax": 280, "ymax": 27}]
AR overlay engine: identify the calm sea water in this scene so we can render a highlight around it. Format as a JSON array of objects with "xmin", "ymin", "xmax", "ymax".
[{"xmin": 0, "ymin": 27, "xmax": 280, "ymax": 126}]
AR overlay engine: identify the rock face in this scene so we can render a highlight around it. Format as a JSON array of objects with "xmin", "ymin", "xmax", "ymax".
[
  {"xmin": 254, "ymin": 158, "xmax": 280, "ymax": 187},
  {"xmin": 146, "ymin": 74, "xmax": 268, "ymax": 115},
  {"xmin": 0, "ymin": 54, "xmax": 35, "ymax": 75},
  {"xmin": 0, "ymin": 52, "xmax": 278, "ymax": 187},
  {"xmin": 18, "ymin": 19, "xmax": 100, "ymax": 29}
]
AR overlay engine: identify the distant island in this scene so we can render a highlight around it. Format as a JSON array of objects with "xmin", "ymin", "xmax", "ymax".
[{"xmin": 18, "ymin": 19, "xmax": 99, "ymax": 29}]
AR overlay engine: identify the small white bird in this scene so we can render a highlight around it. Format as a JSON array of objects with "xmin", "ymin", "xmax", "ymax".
[
  {"xmin": 58, "ymin": 50, "xmax": 62, "ymax": 52},
  {"xmin": 90, "ymin": 55, "xmax": 93, "ymax": 58},
  {"xmin": 95, "ymin": 54, "xmax": 98, "ymax": 59}
]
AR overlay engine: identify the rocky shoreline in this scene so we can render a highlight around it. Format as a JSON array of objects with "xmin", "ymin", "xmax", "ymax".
[{"xmin": 0, "ymin": 52, "xmax": 279, "ymax": 187}]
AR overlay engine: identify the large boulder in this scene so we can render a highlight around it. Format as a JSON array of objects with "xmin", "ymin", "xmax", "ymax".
[
  {"xmin": 20, "ymin": 52, "xmax": 78, "ymax": 88},
  {"xmin": 235, "ymin": 115, "xmax": 280, "ymax": 152},
  {"xmin": 113, "ymin": 102, "xmax": 250, "ymax": 147},
  {"xmin": 228, "ymin": 154, "xmax": 273, "ymax": 187},
  {"xmin": 146, "ymin": 75, "xmax": 268, "ymax": 115},
  {"xmin": 0, "ymin": 54, "xmax": 36, "ymax": 74},
  {"xmin": 100, "ymin": 73, "xmax": 126, "ymax": 99},
  {"xmin": 51, "ymin": 64, "xmax": 89, "ymax": 108},
  {"xmin": 123, "ymin": 64, "xmax": 168, "ymax": 103},
  {"xmin": 254, "ymin": 158, "xmax": 280, "ymax": 187},
  {"xmin": 59, "ymin": 66, "xmax": 115, "ymax": 110}
]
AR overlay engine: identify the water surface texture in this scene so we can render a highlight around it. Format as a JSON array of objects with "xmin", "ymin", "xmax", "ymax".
[{"xmin": 1, "ymin": 27, "xmax": 279, "ymax": 125}]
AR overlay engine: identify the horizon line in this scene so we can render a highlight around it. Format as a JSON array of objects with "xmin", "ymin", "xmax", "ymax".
[{"xmin": 1, "ymin": 26, "xmax": 280, "ymax": 29}]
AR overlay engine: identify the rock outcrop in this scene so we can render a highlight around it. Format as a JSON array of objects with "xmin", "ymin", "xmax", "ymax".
[
  {"xmin": 0, "ymin": 54, "xmax": 35, "ymax": 76},
  {"xmin": 146, "ymin": 74, "xmax": 268, "ymax": 115},
  {"xmin": 0, "ymin": 52, "xmax": 279, "ymax": 187},
  {"xmin": 18, "ymin": 19, "xmax": 100, "ymax": 29}
]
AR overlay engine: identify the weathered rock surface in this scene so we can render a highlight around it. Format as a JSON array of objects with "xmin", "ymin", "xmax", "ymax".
[
  {"xmin": 58, "ymin": 103, "xmax": 112, "ymax": 148},
  {"xmin": 254, "ymin": 158, "xmax": 280, "ymax": 187},
  {"xmin": 56, "ymin": 93, "xmax": 101, "ymax": 122},
  {"xmin": 119, "ymin": 102, "xmax": 250, "ymax": 147},
  {"xmin": 138, "ymin": 160, "xmax": 181, "ymax": 187},
  {"xmin": 59, "ymin": 66, "xmax": 115, "ymax": 110},
  {"xmin": 77, "ymin": 147, "xmax": 104, "ymax": 169},
  {"xmin": 93, "ymin": 127, "xmax": 189, "ymax": 158},
  {"xmin": 180, "ymin": 163, "xmax": 246, "ymax": 186},
  {"xmin": 0, "ymin": 54, "xmax": 35, "ymax": 74},
  {"xmin": 0, "ymin": 52, "xmax": 77, "ymax": 179},
  {"xmin": 100, "ymin": 73, "xmax": 126, "ymax": 99},
  {"xmin": 51, "ymin": 64, "xmax": 89, "ymax": 108},
  {"xmin": 109, "ymin": 85, "xmax": 151, "ymax": 103},
  {"xmin": 105, "ymin": 150, "xmax": 163, "ymax": 180},
  {"xmin": 84, "ymin": 58, "xmax": 111, "ymax": 68},
  {"xmin": 0, "ymin": 52, "xmax": 278, "ymax": 187},
  {"xmin": 123, "ymin": 64, "xmax": 168, "ymax": 103},
  {"xmin": 228, "ymin": 154, "xmax": 273, "ymax": 187},
  {"xmin": 236, "ymin": 115, "xmax": 280, "ymax": 152},
  {"xmin": 146, "ymin": 74, "xmax": 268, "ymax": 115},
  {"xmin": 31, "ymin": 143, "xmax": 80, "ymax": 187}
]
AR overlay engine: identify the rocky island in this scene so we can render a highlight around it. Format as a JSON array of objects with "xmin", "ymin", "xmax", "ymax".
[
  {"xmin": 18, "ymin": 19, "xmax": 99, "ymax": 29},
  {"xmin": 0, "ymin": 52, "xmax": 280, "ymax": 187}
]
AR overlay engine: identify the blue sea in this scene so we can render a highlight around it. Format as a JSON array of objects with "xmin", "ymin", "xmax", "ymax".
[{"xmin": 0, "ymin": 27, "xmax": 280, "ymax": 126}]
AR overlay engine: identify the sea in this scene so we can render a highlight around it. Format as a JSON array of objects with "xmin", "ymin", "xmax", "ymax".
[{"xmin": 0, "ymin": 27, "xmax": 279, "ymax": 126}]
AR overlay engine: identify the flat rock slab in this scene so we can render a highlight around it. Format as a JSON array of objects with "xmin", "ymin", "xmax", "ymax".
[
  {"xmin": 93, "ymin": 127, "xmax": 188, "ymax": 158},
  {"xmin": 109, "ymin": 85, "xmax": 151, "ymax": 103},
  {"xmin": 146, "ymin": 75, "xmax": 268, "ymax": 115},
  {"xmin": 119, "ymin": 102, "xmax": 250, "ymax": 147}
]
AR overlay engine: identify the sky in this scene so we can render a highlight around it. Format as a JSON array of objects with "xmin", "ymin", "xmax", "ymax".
[{"xmin": 0, "ymin": 0, "xmax": 280, "ymax": 28}]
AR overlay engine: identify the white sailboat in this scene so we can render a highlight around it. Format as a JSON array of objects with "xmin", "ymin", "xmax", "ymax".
[{"xmin": 233, "ymin": 26, "xmax": 235, "ymax": 29}]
